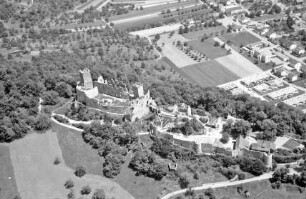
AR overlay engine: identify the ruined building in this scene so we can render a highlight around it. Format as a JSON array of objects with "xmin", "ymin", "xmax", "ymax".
[{"xmin": 76, "ymin": 68, "xmax": 154, "ymax": 120}]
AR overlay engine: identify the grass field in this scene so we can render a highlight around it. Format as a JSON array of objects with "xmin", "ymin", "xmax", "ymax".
[
  {"xmin": 188, "ymin": 38, "xmax": 228, "ymax": 59},
  {"xmin": 9, "ymin": 125, "xmax": 134, "ymax": 199},
  {"xmin": 0, "ymin": 145, "xmax": 19, "ymax": 199},
  {"xmin": 220, "ymin": 31, "xmax": 260, "ymax": 47},
  {"xmin": 53, "ymin": 122, "xmax": 105, "ymax": 176},
  {"xmin": 183, "ymin": 26, "xmax": 227, "ymax": 40},
  {"xmin": 180, "ymin": 60, "xmax": 239, "ymax": 87}
]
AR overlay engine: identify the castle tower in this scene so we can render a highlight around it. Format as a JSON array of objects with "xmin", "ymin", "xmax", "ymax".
[
  {"xmin": 132, "ymin": 83, "xmax": 144, "ymax": 98},
  {"xmin": 79, "ymin": 68, "xmax": 93, "ymax": 90}
]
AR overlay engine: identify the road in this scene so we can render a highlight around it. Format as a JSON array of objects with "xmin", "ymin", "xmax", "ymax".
[{"xmin": 161, "ymin": 172, "xmax": 273, "ymax": 199}]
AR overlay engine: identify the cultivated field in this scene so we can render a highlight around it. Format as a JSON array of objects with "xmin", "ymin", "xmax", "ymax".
[
  {"xmin": 9, "ymin": 130, "xmax": 134, "ymax": 199},
  {"xmin": 75, "ymin": 0, "xmax": 107, "ymax": 12},
  {"xmin": 110, "ymin": 0, "xmax": 197, "ymax": 21},
  {"xmin": 0, "ymin": 145, "xmax": 19, "ymax": 199},
  {"xmin": 188, "ymin": 38, "xmax": 228, "ymax": 59},
  {"xmin": 253, "ymin": 13, "xmax": 285, "ymax": 22},
  {"xmin": 215, "ymin": 53, "xmax": 263, "ymax": 77},
  {"xmin": 183, "ymin": 26, "xmax": 227, "ymax": 40},
  {"xmin": 221, "ymin": 31, "xmax": 260, "ymax": 47},
  {"xmin": 180, "ymin": 60, "xmax": 239, "ymax": 87}
]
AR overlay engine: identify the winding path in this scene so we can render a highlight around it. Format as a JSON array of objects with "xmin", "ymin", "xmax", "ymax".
[{"xmin": 161, "ymin": 172, "xmax": 273, "ymax": 199}]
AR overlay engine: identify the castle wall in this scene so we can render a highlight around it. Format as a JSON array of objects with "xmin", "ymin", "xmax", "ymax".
[
  {"xmin": 76, "ymin": 89, "xmax": 88, "ymax": 104},
  {"xmin": 241, "ymin": 148, "xmax": 264, "ymax": 159},
  {"xmin": 94, "ymin": 82, "xmax": 129, "ymax": 99},
  {"xmin": 86, "ymin": 98, "xmax": 130, "ymax": 114}
]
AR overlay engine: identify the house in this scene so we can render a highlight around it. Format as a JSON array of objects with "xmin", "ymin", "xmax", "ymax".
[
  {"xmin": 268, "ymin": 32, "xmax": 282, "ymax": 40},
  {"xmin": 275, "ymin": 52, "xmax": 289, "ymax": 62},
  {"xmin": 251, "ymin": 47, "xmax": 273, "ymax": 63},
  {"xmin": 234, "ymin": 135, "xmax": 250, "ymax": 150},
  {"xmin": 293, "ymin": 46, "xmax": 305, "ymax": 56},
  {"xmin": 274, "ymin": 66, "xmax": 289, "ymax": 77},
  {"xmin": 287, "ymin": 70, "xmax": 300, "ymax": 82},
  {"xmin": 280, "ymin": 40, "xmax": 297, "ymax": 50},
  {"xmin": 206, "ymin": 117, "xmax": 219, "ymax": 128},
  {"xmin": 222, "ymin": 5, "xmax": 244, "ymax": 15},
  {"xmin": 293, "ymin": 62, "xmax": 302, "ymax": 71}
]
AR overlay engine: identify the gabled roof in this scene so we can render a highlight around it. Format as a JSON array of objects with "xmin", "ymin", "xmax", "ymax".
[
  {"xmin": 235, "ymin": 135, "xmax": 250, "ymax": 150},
  {"xmin": 283, "ymin": 139, "xmax": 302, "ymax": 150},
  {"xmin": 250, "ymin": 140, "xmax": 276, "ymax": 153}
]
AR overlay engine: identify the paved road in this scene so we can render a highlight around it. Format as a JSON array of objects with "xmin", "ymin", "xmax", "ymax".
[{"xmin": 161, "ymin": 172, "xmax": 273, "ymax": 199}]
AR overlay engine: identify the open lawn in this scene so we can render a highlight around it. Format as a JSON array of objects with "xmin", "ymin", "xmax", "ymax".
[
  {"xmin": 180, "ymin": 60, "xmax": 239, "ymax": 87},
  {"xmin": 53, "ymin": 122, "xmax": 105, "ymax": 176},
  {"xmin": 9, "ymin": 126, "xmax": 134, "ymax": 199},
  {"xmin": 220, "ymin": 31, "xmax": 260, "ymax": 47},
  {"xmin": 253, "ymin": 13, "xmax": 285, "ymax": 22},
  {"xmin": 0, "ymin": 145, "xmax": 19, "ymax": 199},
  {"xmin": 183, "ymin": 26, "xmax": 227, "ymax": 40},
  {"xmin": 188, "ymin": 38, "xmax": 228, "ymax": 59}
]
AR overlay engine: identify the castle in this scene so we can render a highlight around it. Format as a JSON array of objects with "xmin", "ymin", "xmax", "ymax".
[{"xmin": 76, "ymin": 68, "xmax": 154, "ymax": 120}]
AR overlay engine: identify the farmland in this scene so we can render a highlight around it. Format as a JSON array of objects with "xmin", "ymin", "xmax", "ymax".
[
  {"xmin": 220, "ymin": 31, "xmax": 260, "ymax": 48},
  {"xmin": 188, "ymin": 38, "xmax": 228, "ymax": 59},
  {"xmin": 180, "ymin": 60, "xmax": 239, "ymax": 87},
  {"xmin": 110, "ymin": 0, "xmax": 197, "ymax": 21}
]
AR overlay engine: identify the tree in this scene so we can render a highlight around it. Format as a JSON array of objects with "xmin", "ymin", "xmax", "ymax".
[
  {"xmin": 92, "ymin": 189, "xmax": 106, "ymax": 199},
  {"xmin": 81, "ymin": 185, "xmax": 91, "ymax": 195},
  {"xmin": 33, "ymin": 114, "xmax": 51, "ymax": 131},
  {"xmin": 287, "ymin": 15, "xmax": 294, "ymax": 29},
  {"xmin": 75, "ymin": 166, "xmax": 86, "ymax": 177},
  {"xmin": 64, "ymin": 179, "xmax": 74, "ymax": 189},
  {"xmin": 179, "ymin": 175, "xmax": 190, "ymax": 188}
]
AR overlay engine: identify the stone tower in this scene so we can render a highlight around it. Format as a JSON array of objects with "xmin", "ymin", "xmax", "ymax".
[
  {"xmin": 132, "ymin": 82, "xmax": 144, "ymax": 98},
  {"xmin": 79, "ymin": 68, "xmax": 93, "ymax": 90}
]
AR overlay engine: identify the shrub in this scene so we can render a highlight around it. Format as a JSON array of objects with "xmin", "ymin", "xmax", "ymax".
[
  {"xmin": 53, "ymin": 115, "xmax": 69, "ymax": 124},
  {"xmin": 67, "ymin": 189, "xmax": 75, "ymax": 199},
  {"xmin": 54, "ymin": 157, "xmax": 61, "ymax": 165},
  {"xmin": 179, "ymin": 175, "xmax": 190, "ymax": 188},
  {"xmin": 75, "ymin": 166, "xmax": 86, "ymax": 177},
  {"xmin": 92, "ymin": 189, "xmax": 106, "ymax": 199},
  {"xmin": 64, "ymin": 179, "xmax": 74, "ymax": 189},
  {"xmin": 194, "ymin": 172, "xmax": 200, "ymax": 180},
  {"xmin": 81, "ymin": 185, "xmax": 91, "ymax": 195}
]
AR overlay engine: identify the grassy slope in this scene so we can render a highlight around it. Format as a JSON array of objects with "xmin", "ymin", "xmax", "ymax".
[
  {"xmin": 188, "ymin": 38, "xmax": 228, "ymax": 59},
  {"xmin": 175, "ymin": 180, "xmax": 305, "ymax": 199},
  {"xmin": 53, "ymin": 122, "xmax": 105, "ymax": 176},
  {"xmin": 0, "ymin": 145, "xmax": 19, "ymax": 199},
  {"xmin": 181, "ymin": 60, "xmax": 239, "ymax": 87}
]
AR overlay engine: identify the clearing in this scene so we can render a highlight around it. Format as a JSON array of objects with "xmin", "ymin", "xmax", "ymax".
[
  {"xmin": 9, "ymin": 128, "xmax": 134, "ymax": 199},
  {"xmin": 220, "ymin": 31, "xmax": 260, "ymax": 47},
  {"xmin": 180, "ymin": 60, "xmax": 239, "ymax": 87},
  {"xmin": 0, "ymin": 145, "xmax": 19, "ymax": 199},
  {"xmin": 188, "ymin": 38, "xmax": 228, "ymax": 59}
]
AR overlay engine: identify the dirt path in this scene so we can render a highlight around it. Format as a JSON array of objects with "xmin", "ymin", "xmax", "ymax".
[{"xmin": 9, "ymin": 132, "xmax": 134, "ymax": 199}]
